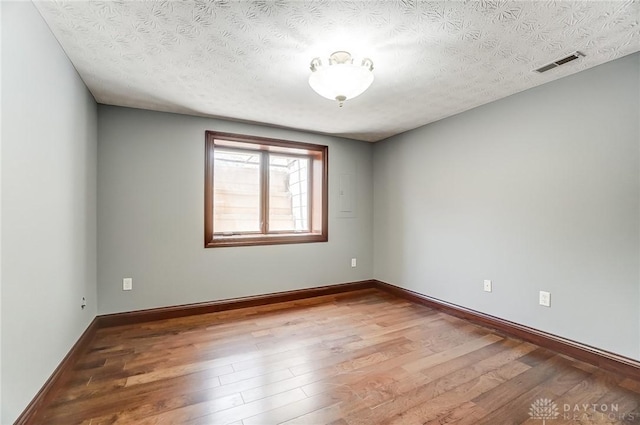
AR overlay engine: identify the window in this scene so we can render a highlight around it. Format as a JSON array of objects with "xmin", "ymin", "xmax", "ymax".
[{"xmin": 205, "ymin": 131, "xmax": 328, "ymax": 247}]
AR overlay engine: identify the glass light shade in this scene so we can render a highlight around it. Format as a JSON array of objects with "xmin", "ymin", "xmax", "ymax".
[{"xmin": 308, "ymin": 52, "xmax": 374, "ymax": 106}]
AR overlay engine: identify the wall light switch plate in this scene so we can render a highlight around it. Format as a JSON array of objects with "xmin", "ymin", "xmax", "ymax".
[
  {"xmin": 539, "ymin": 291, "xmax": 551, "ymax": 307},
  {"xmin": 123, "ymin": 278, "xmax": 133, "ymax": 291},
  {"xmin": 483, "ymin": 279, "xmax": 492, "ymax": 292},
  {"xmin": 351, "ymin": 258, "xmax": 357, "ymax": 268}
]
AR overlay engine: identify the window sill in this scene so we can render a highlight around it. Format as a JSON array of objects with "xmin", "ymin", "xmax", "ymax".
[{"xmin": 205, "ymin": 232, "xmax": 327, "ymax": 248}]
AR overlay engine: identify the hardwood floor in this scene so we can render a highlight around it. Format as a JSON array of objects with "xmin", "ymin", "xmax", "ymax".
[{"xmin": 34, "ymin": 289, "xmax": 640, "ymax": 424}]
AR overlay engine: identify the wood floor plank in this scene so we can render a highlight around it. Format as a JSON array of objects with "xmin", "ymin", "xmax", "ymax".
[
  {"xmin": 347, "ymin": 359, "xmax": 531, "ymax": 425},
  {"xmin": 242, "ymin": 392, "xmax": 340, "ymax": 425},
  {"xmin": 187, "ymin": 388, "xmax": 307, "ymax": 424},
  {"xmin": 472, "ymin": 357, "xmax": 590, "ymax": 424},
  {"xmin": 31, "ymin": 289, "xmax": 640, "ymax": 425},
  {"xmin": 401, "ymin": 333, "xmax": 502, "ymax": 373},
  {"xmin": 125, "ymin": 360, "xmax": 234, "ymax": 387}
]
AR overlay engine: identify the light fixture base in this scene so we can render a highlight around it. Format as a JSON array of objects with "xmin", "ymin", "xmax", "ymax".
[
  {"xmin": 329, "ymin": 51, "xmax": 353, "ymax": 65},
  {"xmin": 308, "ymin": 51, "xmax": 375, "ymax": 106}
]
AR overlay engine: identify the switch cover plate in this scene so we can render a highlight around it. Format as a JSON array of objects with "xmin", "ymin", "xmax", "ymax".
[
  {"xmin": 539, "ymin": 291, "xmax": 551, "ymax": 307},
  {"xmin": 483, "ymin": 279, "xmax": 492, "ymax": 292}
]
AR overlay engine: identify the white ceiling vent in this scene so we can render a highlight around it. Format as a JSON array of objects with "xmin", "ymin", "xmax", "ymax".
[{"xmin": 534, "ymin": 51, "xmax": 585, "ymax": 73}]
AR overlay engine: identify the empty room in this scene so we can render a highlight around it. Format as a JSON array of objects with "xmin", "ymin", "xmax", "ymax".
[{"xmin": 2, "ymin": 1, "xmax": 640, "ymax": 424}]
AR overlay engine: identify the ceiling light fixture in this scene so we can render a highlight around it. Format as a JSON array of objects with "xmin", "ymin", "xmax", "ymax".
[{"xmin": 309, "ymin": 51, "xmax": 374, "ymax": 107}]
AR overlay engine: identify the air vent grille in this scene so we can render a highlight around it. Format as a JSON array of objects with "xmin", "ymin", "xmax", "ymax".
[{"xmin": 534, "ymin": 51, "xmax": 585, "ymax": 73}]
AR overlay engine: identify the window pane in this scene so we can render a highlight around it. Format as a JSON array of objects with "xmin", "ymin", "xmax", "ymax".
[
  {"xmin": 213, "ymin": 150, "xmax": 261, "ymax": 233},
  {"xmin": 269, "ymin": 155, "xmax": 310, "ymax": 232},
  {"xmin": 205, "ymin": 131, "xmax": 327, "ymax": 247}
]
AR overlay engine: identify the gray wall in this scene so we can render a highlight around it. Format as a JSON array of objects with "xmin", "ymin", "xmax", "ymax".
[
  {"xmin": 1, "ymin": 2, "xmax": 98, "ymax": 423},
  {"xmin": 97, "ymin": 106, "xmax": 373, "ymax": 314},
  {"xmin": 374, "ymin": 52, "xmax": 640, "ymax": 360}
]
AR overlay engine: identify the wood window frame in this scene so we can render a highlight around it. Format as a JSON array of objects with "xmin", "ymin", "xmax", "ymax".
[{"xmin": 205, "ymin": 131, "xmax": 328, "ymax": 248}]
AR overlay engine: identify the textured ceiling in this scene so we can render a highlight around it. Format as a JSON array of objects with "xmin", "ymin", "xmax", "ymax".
[{"xmin": 34, "ymin": 0, "xmax": 640, "ymax": 142}]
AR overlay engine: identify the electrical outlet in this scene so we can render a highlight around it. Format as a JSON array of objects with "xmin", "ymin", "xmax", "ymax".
[
  {"xmin": 351, "ymin": 258, "xmax": 357, "ymax": 268},
  {"xmin": 539, "ymin": 291, "xmax": 551, "ymax": 307},
  {"xmin": 123, "ymin": 278, "xmax": 133, "ymax": 291},
  {"xmin": 81, "ymin": 297, "xmax": 86, "ymax": 309},
  {"xmin": 483, "ymin": 279, "xmax": 492, "ymax": 292}
]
